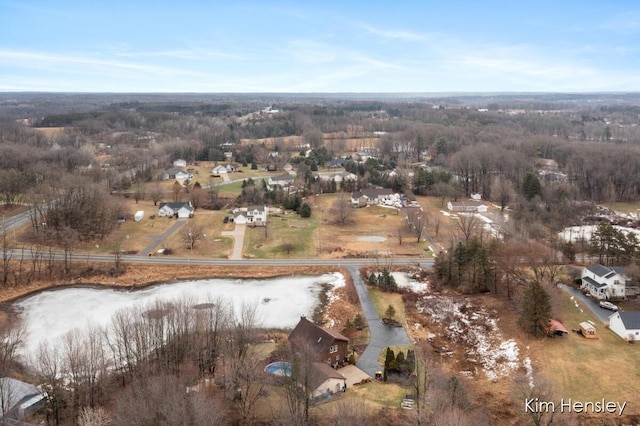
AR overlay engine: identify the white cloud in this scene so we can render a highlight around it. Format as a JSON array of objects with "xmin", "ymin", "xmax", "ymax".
[{"xmin": 358, "ymin": 23, "xmax": 424, "ymax": 41}]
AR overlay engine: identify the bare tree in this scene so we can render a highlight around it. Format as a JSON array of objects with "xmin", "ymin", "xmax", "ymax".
[
  {"xmin": 406, "ymin": 208, "xmax": 427, "ymax": 243},
  {"xmin": 453, "ymin": 214, "xmax": 481, "ymax": 243},
  {"xmin": 150, "ymin": 183, "xmax": 163, "ymax": 206},
  {"xmin": 331, "ymin": 192, "xmax": 353, "ymax": 225},
  {"xmin": 77, "ymin": 406, "xmax": 111, "ymax": 426},
  {"xmin": 32, "ymin": 341, "xmax": 66, "ymax": 426},
  {"xmin": 491, "ymin": 175, "xmax": 514, "ymax": 212},
  {"xmin": 183, "ymin": 222, "xmax": 205, "ymax": 251},
  {"xmin": 114, "ymin": 375, "xmax": 227, "ymax": 426}
]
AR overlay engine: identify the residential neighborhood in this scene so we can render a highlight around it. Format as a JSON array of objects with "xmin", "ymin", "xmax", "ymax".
[{"xmin": 3, "ymin": 91, "xmax": 640, "ymax": 425}]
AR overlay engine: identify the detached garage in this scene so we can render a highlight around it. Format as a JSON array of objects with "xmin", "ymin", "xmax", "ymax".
[{"xmin": 608, "ymin": 311, "xmax": 640, "ymax": 342}]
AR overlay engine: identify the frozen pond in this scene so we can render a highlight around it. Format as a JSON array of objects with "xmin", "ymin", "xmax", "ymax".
[{"xmin": 14, "ymin": 273, "xmax": 345, "ymax": 356}]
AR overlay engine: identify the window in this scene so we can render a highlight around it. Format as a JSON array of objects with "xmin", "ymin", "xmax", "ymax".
[{"xmin": 329, "ymin": 344, "xmax": 338, "ymax": 354}]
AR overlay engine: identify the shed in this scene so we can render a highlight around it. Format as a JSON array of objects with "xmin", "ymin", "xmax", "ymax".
[
  {"xmin": 579, "ymin": 321, "xmax": 596, "ymax": 339},
  {"xmin": 548, "ymin": 319, "xmax": 569, "ymax": 336}
]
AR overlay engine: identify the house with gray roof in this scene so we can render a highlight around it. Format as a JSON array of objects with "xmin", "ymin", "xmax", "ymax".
[
  {"xmin": 0, "ymin": 377, "xmax": 45, "ymax": 424},
  {"xmin": 163, "ymin": 168, "xmax": 193, "ymax": 181},
  {"xmin": 581, "ymin": 264, "xmax": 627, "ymax": 300},
  {"xmin": 608, "ymin": 311, "xmax": 640, "ymax": 342},
  {"xmin": 157, "ymin": 202, "xmax": 194, "ymax": 219}
]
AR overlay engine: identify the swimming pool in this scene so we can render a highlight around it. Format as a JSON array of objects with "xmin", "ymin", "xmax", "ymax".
[{"xmin": 264, "ymin": 361, "xmax": 292, "ymax": 377}]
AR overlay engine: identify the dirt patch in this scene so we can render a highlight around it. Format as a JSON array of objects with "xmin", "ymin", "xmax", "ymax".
[{"xmin": 288, "ymin": 222, "xmax": 307, "ymax": 229}]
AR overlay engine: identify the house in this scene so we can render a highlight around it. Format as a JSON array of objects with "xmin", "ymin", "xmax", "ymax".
[
  {"xmin": 157, "ymin": 202, "xmax": 194, "ymax": 218},
  {"xmin": 173, "ymin": 159, "xmax": 187, "ymax": 168},
  {"xmin": 0, "ymin": 377, "xmax": 45, "ymax": 424},
  {"xmin": 268, "ymin": 173, "xmax": 295, "ymax": 190},
  {"xmin": 211, "ymin": 164, "xmax": 237, "ymax": 176},
  {"xmin": 447, "ymin": 200, "xmax": 488, "ymax": 214},
  {"xmin": 232, "ymin": 206, "xmax": 267, "ymax": 226},
  {"xmin": 608, "ymin": 311, "xmax": 640, "ymax": 342},
  {"xmin": 350, "ymin": 188, "xmax": 399, "ymax": 208},
  {"xmin": 310, "ymin": 362, "xmax": 347, "ymax": 400},
  {"xmin": 580, "ymin": 265, "xmax": 627, "ymax": 300},
  {"xmin": 163, "ymin": 168, "xmax": 193, "ymax": 181},
  {"xmin": 332, "ymin": 171, "xmax": 357, "ymax": 184},
  {"xmin": 288, "ymin": 316, "xmax": 349, "ymax": 369},
  {"xmin": 327, "ymin": 158, "xmax": 348, "ymax": 168}
]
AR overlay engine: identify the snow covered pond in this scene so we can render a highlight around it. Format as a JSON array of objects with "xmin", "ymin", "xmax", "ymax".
[{"xmin": 13, "ymin": 273, "xmax": 345, "ymax": 356}]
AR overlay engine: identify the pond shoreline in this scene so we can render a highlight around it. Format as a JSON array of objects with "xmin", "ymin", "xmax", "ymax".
[{"xmin": 0, "ymin": 263, "xmax": 339, "ymax": 304}]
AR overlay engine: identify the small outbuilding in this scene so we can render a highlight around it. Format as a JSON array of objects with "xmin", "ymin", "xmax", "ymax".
[
  {"xmin": 539, "ymin": 319, "xmax": 569, "ymax": 337},
  {"xmin": 579, "ymin": 321, "xmax": 596, "ymax": 339}
]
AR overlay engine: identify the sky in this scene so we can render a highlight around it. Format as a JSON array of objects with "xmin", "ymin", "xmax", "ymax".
[{"xmin": 1, "ymin": 1, "xmax": 639, "ymax": 93}]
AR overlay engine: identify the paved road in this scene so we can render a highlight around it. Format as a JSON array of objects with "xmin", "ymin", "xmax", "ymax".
[
  {"xmin": 346, "ymin": 265, "xmax": 411, "ymax": 378},
  {"xmin": 560, "ymin": 284, "xmax": 617, "ymax": 323},
  {"xmin": 221, "ymin": 223, "xmax": 246, "ymax": 260},
  {"xmin": 138, "ymin": 219, "xmax": 187, "ymax": 256}
]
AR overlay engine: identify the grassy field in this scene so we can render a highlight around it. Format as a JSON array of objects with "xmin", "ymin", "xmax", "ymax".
[
  {"xmin": 163, "ymin": 211, "xmax": 233, "ymax": 258},
  {"xmin": 536, "ymin": 291, "xmax": 640, "ymax": 415},
  {"xmin": 369, "ymin": 287, "xmax": 407, "ymax": 324},
  {"xmin": 244, "ymin": 212, "xmax": 318, "ymax": 259}
]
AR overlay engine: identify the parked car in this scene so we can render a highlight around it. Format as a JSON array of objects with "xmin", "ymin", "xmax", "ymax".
[{"xmin": 599, "ymin": 301, "xmax": 619, "ymax": 311}]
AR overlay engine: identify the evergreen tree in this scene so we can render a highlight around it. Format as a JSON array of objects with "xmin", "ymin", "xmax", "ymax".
[
  {"xmin": 384, "ymin": 304, "xmax": 396, "ymax": 320},
  {"xmin": 299, "ymin": 202, "xmax": 312, "ymax": 218},
  {"xmin": 522, "ymin": 172, "xmax": 542, "ymax": 200},
  {"xmin": 520, "ymin": 281, "xmax": 551, "ymax": 334}
]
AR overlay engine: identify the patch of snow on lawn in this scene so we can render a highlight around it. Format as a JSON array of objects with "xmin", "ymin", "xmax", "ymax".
[
  {"xmin": 524, "ymin": 356, "xmax": 534, "ymax": 389},
  {"xmin": 391, "ymin": 272, "xmax": 429, "ymax": 293},
  {"xmin": 417, "ymin": 296, "xmax": 520, "ymax": 381}
]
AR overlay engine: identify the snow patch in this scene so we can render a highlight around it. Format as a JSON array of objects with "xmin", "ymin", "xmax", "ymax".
[{"xmin": 418, "ymin": 296, "xmax": 520, "ymax": 381}]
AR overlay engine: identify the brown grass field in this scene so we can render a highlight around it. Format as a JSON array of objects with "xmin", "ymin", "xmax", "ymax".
[{"xmin": 535, "ymin": 290, "xmax": 640, "ymax": 419}]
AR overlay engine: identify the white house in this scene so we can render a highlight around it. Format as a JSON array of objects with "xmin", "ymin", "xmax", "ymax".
[
  {"xmin": 211, "ymin": 164, "xmax": 237, "ymax": 176},
  {"xmin": 332, "ymin": 171, "xmax": 357, "ymax": 184},
  {"xmin": 157, "ymin": 202, "xmax": 194, "ymax": 219},
  {"xmin": 351, "ymin": 188, "xmax": 399, "ymax": 208},
  {"xmin": 163, "ymin": 168, "xmax": 193, "ymax": 181},
  {"xmin": 608, "ymin": 311, "xmax": 640, "ymax": 342},
  {"xmin": 310, "ymin": 362, "xmax": 347, "ymax": 400},
  {"xmin": 173, "ymin": 159, "xmax": 187, "ymax": 168},
  {"xmin": 232, "ymin": 206, "xmax": 267, "ymax": 226},
  {"xmin": 267, "ymin": 173, "xmax": 295, "ymax": 190},
  {"xmin": 581, "ymin": 265, "xmax": 627, "ymax": 300},
  {"xmin": 447, "ymin": 200, "xmax": 488, "ymax": 214}
]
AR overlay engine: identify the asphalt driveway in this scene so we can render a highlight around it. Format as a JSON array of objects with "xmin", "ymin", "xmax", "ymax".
[
  {"xmin": 346, "ymin": 265, "xmax": 411, "ymax": 378},
  {"xmin": 559, "ymin": 284, "xmax": 617, "ymax": 324}
]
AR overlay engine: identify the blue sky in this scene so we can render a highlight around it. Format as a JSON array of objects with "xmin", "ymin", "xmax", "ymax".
[{"xmin": 1, "ymin": 1, "xmax": 639, "ymax": 92}]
